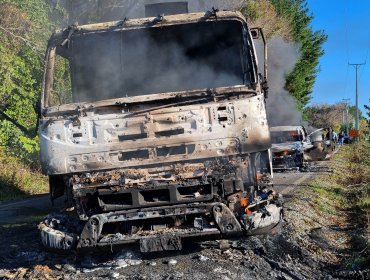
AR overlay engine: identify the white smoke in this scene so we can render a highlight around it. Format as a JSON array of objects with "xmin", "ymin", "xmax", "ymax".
[
  {"xmin": 69, "ymin": 20, "xmax": 245, "ymax": 102},
  {"xmin": 257, "ymin": 37, "xmax": 303, "ymax": 126}
]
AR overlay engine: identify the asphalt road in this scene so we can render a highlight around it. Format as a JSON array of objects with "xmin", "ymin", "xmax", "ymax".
[
  {"xmin": 274, "ymin": 170, "xmax": 315, "ymax": 195},
  {"xmin": 274, "ymin": 159, "xmax": 331, "ymax": 194},
  {"xmin": 0, "ymin": 194, "xmax": 63, "ymax": 224}
]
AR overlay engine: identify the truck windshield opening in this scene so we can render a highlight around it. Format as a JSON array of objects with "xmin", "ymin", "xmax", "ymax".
[{"xmin": 49, "ymin": 20, "xmax": 251, "ymax": 106}]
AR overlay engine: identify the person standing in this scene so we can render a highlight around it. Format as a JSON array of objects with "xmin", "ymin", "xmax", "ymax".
[
  {"xmin": 331, "ymin": 129, "xmax": 337, "ymax": 151},
  {"xmin": 338, "ymin": 130, "xmax": 344, "ymax": 145}
]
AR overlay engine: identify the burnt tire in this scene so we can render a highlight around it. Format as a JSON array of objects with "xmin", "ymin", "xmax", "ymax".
[
  {"xmin": 39, "ymin": 222, "xmax": 78, "ymax": 251},
  {"xmin": 38, "ymin": 213, "xmax": 80, "ymax": 252}
]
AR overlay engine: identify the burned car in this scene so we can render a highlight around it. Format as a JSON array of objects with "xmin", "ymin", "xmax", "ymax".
[
  {"xmin": 270, "ymin": 126, "xmax": 314, "ymax": 170},
  {"xmin": 38, "ymin": 10, "xmax": 282, "ymax": 252}
]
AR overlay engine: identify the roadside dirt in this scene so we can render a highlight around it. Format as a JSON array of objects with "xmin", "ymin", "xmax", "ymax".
[{"xmin": 0, "ymin": 161, "xmax": 368, "ymax": 280}]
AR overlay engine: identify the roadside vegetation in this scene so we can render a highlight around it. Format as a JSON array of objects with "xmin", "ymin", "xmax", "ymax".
[
  {"xmin": 285, "ymin": 139, "xmax": 370, "ymax": 274},
  {"xmin": 0, "ymin": 0, "xmax": 66, "ymax": 201},
  {"xmin": 325, "ymin": 140, "xmax": 369, "ymax": 270},
  {"xmin": 0, "ymin": 148, "xmax": 48, "ymax": 201}
]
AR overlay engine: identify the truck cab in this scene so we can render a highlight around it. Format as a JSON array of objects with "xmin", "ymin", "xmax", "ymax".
[{"xmin": 38, "ymin": 10, "xmax": 282, "ymax": 252}]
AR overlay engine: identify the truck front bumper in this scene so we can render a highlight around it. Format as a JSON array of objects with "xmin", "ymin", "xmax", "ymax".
[{"xmin": 39, "ymin": 202, "xmax": 282, "ymax": 253}]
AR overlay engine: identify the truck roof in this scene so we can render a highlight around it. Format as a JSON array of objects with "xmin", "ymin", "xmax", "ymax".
[{"xmin": 51, "ymin": 11, "xmax": 246, "ymax": 40}]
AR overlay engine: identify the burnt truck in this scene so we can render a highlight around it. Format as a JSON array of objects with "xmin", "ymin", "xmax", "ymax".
[{"xmin": 38, "ymin": 10, "xmax": 282, "ymax": 252}]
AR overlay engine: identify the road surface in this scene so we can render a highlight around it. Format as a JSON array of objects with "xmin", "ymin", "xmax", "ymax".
[{"xmin": 0, "ymin": 194, "xmax": 63, "ymax": 224}]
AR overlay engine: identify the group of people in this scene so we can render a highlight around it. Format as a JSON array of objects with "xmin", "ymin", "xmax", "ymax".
[{"xmin": 325, "ymin": 128, "xmax": 345, "ymax": 147}]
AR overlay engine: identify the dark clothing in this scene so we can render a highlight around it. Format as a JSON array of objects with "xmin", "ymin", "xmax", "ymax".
[{"xmin": 338, "ymin": 131, "xmax": 344, "ymax": 145}]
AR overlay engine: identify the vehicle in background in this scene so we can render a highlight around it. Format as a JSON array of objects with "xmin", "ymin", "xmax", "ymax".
[
  {"xmin": 38, "ymin": 10, "xmax": 282, "ymax": 253},
  {"xmin": 270, "ymin": 126, "xmax": 314, "ymax": 170},
  {"xmin": 305, "ymin": 128, "xmax": 331, "ymax": 161}
]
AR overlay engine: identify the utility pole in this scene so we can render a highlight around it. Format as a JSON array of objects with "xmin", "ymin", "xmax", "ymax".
[
  {"xmin": 348, "ymin": 62, "xmax": 365, "ymax": 138},
  {"xmin": 342, "ymin": 98, "xmax": 350, "ymax": 135}
]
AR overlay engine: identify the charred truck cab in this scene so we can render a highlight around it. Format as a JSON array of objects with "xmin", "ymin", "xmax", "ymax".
[{"xmin": 39, "ymin": 11, "xmax": 282, "ymax": 252}]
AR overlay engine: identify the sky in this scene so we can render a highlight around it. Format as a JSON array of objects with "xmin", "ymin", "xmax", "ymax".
[{"xmin": 307, "ymin": 0, "xmax": 370, "ymax": 114}]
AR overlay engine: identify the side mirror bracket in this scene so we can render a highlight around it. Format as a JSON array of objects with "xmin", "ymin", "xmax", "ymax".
[{"xmin": 251, "ymin": 28, "xmax": 268, "ymax": 98}]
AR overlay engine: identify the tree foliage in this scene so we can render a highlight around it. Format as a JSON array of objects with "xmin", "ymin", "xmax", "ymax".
[
  {"xmin": 242, "ymin": 1, "xmax": 327, "ymax": 110},
  {"xmin": 364, "ymin": 99, "xmax": 370, "ymax": 132},
  {"xmin": 304, "ymin": 103, "xmax": 356, "ymax": 132},
  {"xmin": 269, "ymin": 0, "xmax": 327, "ymax": 110},
  {"xmin": 242, "ymin": 0, "xmax": 292, "ymax": 40},
  {"xmin": 0, "ymin": 0, "xmax": 67, "ymax": 164}
]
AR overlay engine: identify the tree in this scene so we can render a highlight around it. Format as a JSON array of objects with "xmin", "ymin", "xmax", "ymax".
[
  {"xmin": 304, "ymin": 103, "xmax": 354, "ymax": 131},
  {"xmin": 0, "ymin": 2, "xmax": 40, "ymax": 161},
  {"xmin": 241, "ymin": 0, "xmax": 292, "ymax": 39},
  {"xmin": 241, "ymin": 1, "xmax": 326, "ymax": 111},
  {"xmin": 0, "ymin": 0, "xmax": 67, "ymax": 163},
  {"xmin": 364, "ymin": 99, "xmax": 370, "ymax": 131},
  {"xmin": 269, "ymin": 0, "xmax": 327, "ymax": 110}
]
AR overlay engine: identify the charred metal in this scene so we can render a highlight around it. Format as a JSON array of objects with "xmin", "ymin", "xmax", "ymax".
[
  {"xmin": 38, "ymin": 10, "xmax": 282, "ymax": 253},
  {"xmin": 270, "ymin": 126, "xmax": 329, "ymax": 170}
]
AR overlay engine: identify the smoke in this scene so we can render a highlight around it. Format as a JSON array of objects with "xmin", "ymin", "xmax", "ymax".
[
  {"xmin": 120, "ymin": 26, "xmax": 243, "ymax": 96},
  {"xmin": 69, "ymin": 20, "xmax": 245, "ymax": 102},
  {"xmin": 256, "ymin": 37, "xmax": 303, "ymax": 127}
]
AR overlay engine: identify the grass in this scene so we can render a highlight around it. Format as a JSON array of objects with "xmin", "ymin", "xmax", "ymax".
[
  {"xmin": 308, "ymin": 180, "xmax": 347, "ymax": 216},
  {"xmin": 346, "ymin": 255, "xmax": 370, "ymax": 271},
  {"xmin": 0, "ymin": 150, "xmax": 48, "ymax": 202},
  {"xmin": 336, "ymin": 142, "xmax": 370, "ymax": 231},
  {"xmin": 307, "ymin": 140, "xmax": 370, "ymax": 270},
  {"xmin": 0, "ymin": 223, "xmax": 29, "ymax": 228},
  {"xmin": 309, "ymin": 141, "xmax": 370, "ymax": 211}
]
